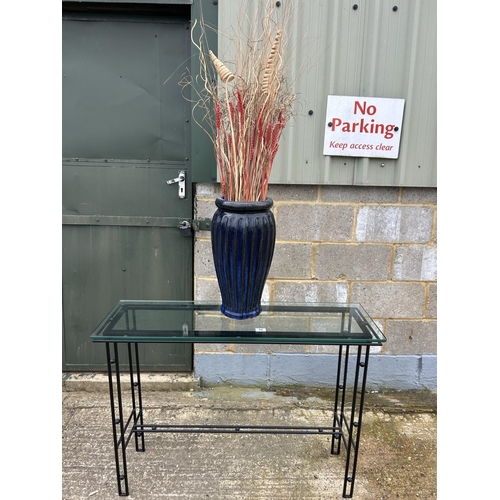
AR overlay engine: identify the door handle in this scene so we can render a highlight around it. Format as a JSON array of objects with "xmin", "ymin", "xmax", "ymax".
[{"xmin": 166, "ymin": 171, "xmax": 186, "ymax": 199}]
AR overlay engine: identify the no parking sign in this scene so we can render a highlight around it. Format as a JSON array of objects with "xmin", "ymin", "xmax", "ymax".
[{"xmin": 323, "ymin": 96, "xmax": 405, "ymax": 159}]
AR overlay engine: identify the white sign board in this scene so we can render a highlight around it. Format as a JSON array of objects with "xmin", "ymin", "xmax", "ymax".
[{"xmin": 323, "ymin": 96, "xmax": 405, "ymax": 159}]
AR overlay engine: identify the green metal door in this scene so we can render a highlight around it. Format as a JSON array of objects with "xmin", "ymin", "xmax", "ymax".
[{"xmin": 62, "ymin": 3, "xmax": 194, "ymax": 371}]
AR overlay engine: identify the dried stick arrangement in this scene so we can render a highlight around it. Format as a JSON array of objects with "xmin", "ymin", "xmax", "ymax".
[{"xmin": 184, "ymin": 0, "xmax": 297, "ymax": 202}]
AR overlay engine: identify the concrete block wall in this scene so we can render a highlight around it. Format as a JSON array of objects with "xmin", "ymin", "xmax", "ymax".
[{"xmin": 193, "ymin": 183, "xmax": 437, "ymax": 391}]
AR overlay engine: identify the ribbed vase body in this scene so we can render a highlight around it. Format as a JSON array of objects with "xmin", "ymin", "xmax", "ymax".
[{"xmin": 211, "ymin": 197, "xmax": 276, "ymax": 320}]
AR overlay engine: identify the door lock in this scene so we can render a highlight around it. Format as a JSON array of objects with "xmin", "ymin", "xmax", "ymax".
[
  {"xmin": 178, "ymin": 220, "xmax": 193, "ymax": 237},
  {"xmin": 166, "ymin": 170, "xmax": 186, "ymax": 199}
]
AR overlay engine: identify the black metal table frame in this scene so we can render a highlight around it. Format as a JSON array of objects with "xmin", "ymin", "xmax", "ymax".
[{"xmin": 104, "ymin": 339, "xmax": 373, "ymax": 499}]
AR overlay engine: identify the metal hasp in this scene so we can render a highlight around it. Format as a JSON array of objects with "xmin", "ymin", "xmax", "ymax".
[{"xmin": 166, "ymin": 171, "xmax": 186, "ymax": 199}]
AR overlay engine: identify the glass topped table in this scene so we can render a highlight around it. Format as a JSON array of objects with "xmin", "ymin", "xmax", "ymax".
[
  {"xmin": 91, "ymin": 300, "xmax": 385, "ymax": 345},
  {"xmin": 91, "ymin": 300, "xmax": 386, "ymax": 498}
]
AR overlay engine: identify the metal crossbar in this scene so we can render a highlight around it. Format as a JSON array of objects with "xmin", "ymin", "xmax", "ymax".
[{"xmin": 134, "ymin": 423, "xmax": 342, "ymax": 436}]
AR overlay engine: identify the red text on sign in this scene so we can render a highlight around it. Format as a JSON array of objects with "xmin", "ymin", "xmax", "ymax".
[
  {"xmin": 354, "ymin": 101, "xmax": 377, "ymax": 116},
  {"xmin": 330, "ymin": 118, "xmax": 395, "ymax": 139}
]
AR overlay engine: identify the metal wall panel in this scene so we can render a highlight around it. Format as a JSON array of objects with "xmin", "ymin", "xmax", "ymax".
[
  {"xmin": 217, "ymin": 0, "xmax": 436, "ymax": 187},
  {"xmin": 62, "ymin": 224, "xmax": 193, "ymax": 371},
  {"xmin": 62, "ymin": 1, "xmax": 194, "ymax": 7},
  {"xmin": 62, "ymin": 12, "xmax": 189, "ymax": 162},
  {"xmin": 62, "ymin": 160, "xmax": 190, "ymax": 217},
  {"xmin": 191, "ymin": 0, "xmax": 219, "ymax": 182}
]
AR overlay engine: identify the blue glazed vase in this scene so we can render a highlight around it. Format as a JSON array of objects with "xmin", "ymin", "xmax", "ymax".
[{"xmin": 211, "ymin": 196, "xmax": 276, "ymax": 320}]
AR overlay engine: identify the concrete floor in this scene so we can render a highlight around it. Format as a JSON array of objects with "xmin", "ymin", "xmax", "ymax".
[{"xmin": 62, "ymin": 375, "xmax": 437, "ymax": 500}]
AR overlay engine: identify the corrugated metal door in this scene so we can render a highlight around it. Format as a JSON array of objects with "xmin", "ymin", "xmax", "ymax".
[{"xmin": 62, "ymin": 4, "xmax": 193, "ymax": 371}]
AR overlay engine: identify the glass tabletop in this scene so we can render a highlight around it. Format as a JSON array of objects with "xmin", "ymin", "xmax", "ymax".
[{"xmin": 90, "ymin": 301, "xmax": 386, "ymax": 345}]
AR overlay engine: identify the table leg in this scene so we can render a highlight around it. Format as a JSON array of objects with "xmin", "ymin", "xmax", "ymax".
[
  {"xmin": 106, "ymin": 342, "xmax": 129, "ymax": 496},
  {"xmin": 331, "ymin": 345, "xmax": 349, "ymax": 455},
  {"xmin": 341, "ymin": 345, "xmax": 371, "ymax": 498},
  {"xmin": 127, "ymin": 343, "xmax": 145, "ymax": 452}
]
